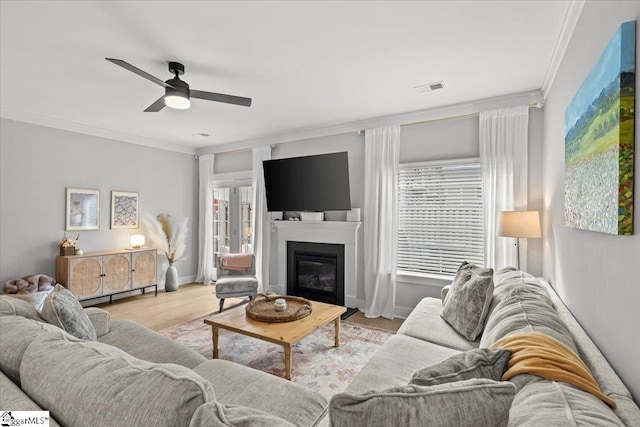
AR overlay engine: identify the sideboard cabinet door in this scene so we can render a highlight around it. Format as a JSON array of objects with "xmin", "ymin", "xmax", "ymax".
[
  {"xmin": 132, "ymin": 250, "xmax": 157, "ymax": 288},
  {"xmin": 68, "ymin": 256, "xmax": 103, "ymax": 299}
]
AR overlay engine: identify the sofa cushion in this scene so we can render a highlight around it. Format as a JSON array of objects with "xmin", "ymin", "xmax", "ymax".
[
  {"xmin": 441, "ymin": 262, "xmax": 494, "ymax": 341},
  {"xmin": 189, "ymin": 402, "xmax": 296, "ymax": 427},
  {"xmin": 330, "ymin": 378, "xmax": 516, "ymax": 427},
  {"xmin": 486, "ymin": 267, "xmax": 550, "ymax": 319},
  {"xmin": 410, "ymin": 348, "xmax": 510, "ymax": 386},
  {"xmin": 215, "ymin": 277, "xmax": 258, "ymax": 297},
  {"xmin": 397, "ymin": 298, "xmax": 479, "ymax": 351},
  {"xmin": 480, "ymin": 287, "xmax": 577, "ymax": 352},
  {"xmin": 346, "ymin": 334, "xmax": 460, "ymax": 395},
  {"xmin": 84, "ymin": 307, "xmax": 111, "ymax": 337},
  {"xmin": 194, "ymin": 359, "xmax": 327, "ymax": 427},
  {"xmin": 0, "ymin": 295, "xmax": 43, "ymax": 321},
  {"xmin": 0, "ymin": 371, "xmax": 62, "ymax": 426},
  {"xmin": 99, "ymin": 319, "xmax": 206, "ymax": 369},
  {"xmin": 21, "ymin": 333, "xmax": 216, "ymax": 427},
  {"xmin": 40, "ymin": 284, "xmax": 97, "ymax": 340},
  {"xmin": 4, "ymin": 290, "xmax": 53, "ymax": 311},
  {"xmin": 509, "ymin": 380, "xmax": 624, "ymax": 426},
  {"xmin": 0, "ymin": 315, "xmax": 78, "ymax": 385}
]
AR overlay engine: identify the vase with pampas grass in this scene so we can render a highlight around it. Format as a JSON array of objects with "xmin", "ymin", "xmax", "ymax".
[{"xmin": 141, "ymin": 213, "xmax": 189, "ymax": 292}]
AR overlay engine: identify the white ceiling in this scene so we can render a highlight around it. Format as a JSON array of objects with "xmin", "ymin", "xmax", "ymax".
[{"xmin": 1, "ymin": 1, "xmax": 573, "ymax": 152}]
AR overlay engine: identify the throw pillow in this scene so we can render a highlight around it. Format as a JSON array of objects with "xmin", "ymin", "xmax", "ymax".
[
  {"xmin": 330, "ymin": 378, "xmax": 516, "ymax": 427},
  {"xmin": 441, "ymin": 261, "xmax": 494, "ymax": 341},
  {"xmin": 410, "ymin": 348, "xmax": 511, "ymax": 386},
  {"xmin": 40, "ymin": 284, "xmax": 97, "ymax": 341}
]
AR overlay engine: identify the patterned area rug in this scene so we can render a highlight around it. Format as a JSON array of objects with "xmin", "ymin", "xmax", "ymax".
[{"xmin": 159, "ymin": 314, "xmax": 394, "ymax": 399}]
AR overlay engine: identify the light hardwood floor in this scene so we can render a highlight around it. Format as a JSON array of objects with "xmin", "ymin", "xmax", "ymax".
[{"xmin": 96, "ymin": 283, "xmax": 404, "ymax": 332}]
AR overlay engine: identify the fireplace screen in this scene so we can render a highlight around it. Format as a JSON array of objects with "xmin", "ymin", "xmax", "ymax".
[
  {"xmin": 297, "ymin": 255, "xmax": 337, "ymax": 293},
  {"xmin": 287, "ymin": 241, "xmax": 344, "ymax": 305}
]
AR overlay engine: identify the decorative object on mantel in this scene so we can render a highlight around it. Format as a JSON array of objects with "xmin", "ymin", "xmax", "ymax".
[
  {"xmin": 65, "ymin": 188, "xmax": 100, "ymax": 231},
  {"xmin": 59, "ymin": 233, "xmax": 79, "ymax": 256},
  {"xmin": 246, "ymin": 294, "xmax": 312, "ymax": 322},
  {"xmin": 111, "ymin": 190, "xmax": 139, "ymax": 229},
  {"xmin": 564, "ymin": 20, "xmax": 635, "ymax": 235},
  {"xmin": 141, "ymin": 213, "xmax": 189, "ymax": 292},
  {"xmin": 498, "ymin": 211, "xmax": 541, "ymax": 269}
]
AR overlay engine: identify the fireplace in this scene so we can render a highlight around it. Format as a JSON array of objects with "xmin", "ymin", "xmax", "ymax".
[{"xmin": 287, "ymin": 241, "xmax": 344, "ymax": 306}]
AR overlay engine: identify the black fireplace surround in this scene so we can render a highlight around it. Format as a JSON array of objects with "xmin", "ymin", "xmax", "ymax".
[{"xmin": 287, "ymin": 241, "xmax": 345, "ymax": 306}]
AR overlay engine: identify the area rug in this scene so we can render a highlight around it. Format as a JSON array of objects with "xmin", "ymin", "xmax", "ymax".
[{"xmin": 159, "ymin": 315, "xmax": 394, "ymax": 399}]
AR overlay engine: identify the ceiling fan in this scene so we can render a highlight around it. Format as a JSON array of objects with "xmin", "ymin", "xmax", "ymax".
[{"xmin": 105, "ymin": 58, "xmax": 252, "ymax": 112}]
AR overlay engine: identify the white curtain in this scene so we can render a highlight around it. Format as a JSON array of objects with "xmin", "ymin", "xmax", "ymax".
[
  {"xmin": 196, "ymin": 154, "xmax": 215, "ymax": 284},
  {"xmin": 251, "ymin": 146, "xmax": 272, "ymax": 293},
  {"xmin": 363, "ymin": 125, "xmax": 400, "ymax": 319},
  {"xmin": 479, "ymin": 106, "xmax": 529, "ymax": 271}
]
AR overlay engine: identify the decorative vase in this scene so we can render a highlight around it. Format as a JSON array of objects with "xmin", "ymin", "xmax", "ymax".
[{"xmin": 165, "ymin": 264, "xmax": 178, "ymax": 292}]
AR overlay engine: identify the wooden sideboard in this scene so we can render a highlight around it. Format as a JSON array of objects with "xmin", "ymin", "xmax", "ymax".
[{"xmin": 56, "ymin": 248, "xmax": 157, "ymax": 303}]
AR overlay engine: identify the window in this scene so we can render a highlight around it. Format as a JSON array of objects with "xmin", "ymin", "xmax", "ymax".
[
  {"xmin": 239, "ymin": 185, "xmax": 253, "ymax": 254},
  {"xmin": 213, "ymin": 187, "xmax": 230, "ymax": 262},
  {"xmin": 398, "ymin": 158, "xmax": 483, "ymax": 277},
  {"xmin": 212, "ymin": 179, "xmax": 254, "ymax": 268}
]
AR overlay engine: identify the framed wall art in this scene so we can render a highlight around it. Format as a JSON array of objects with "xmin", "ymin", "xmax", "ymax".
[
  {"xmin": 66, "ymin": 188, "xmax": 100, "ymax": 231},
  {"xmin": 111, "ymin": 190, "xmax": 139, "ymax": 229},
  {"xmin": 565, "ymin": 20, "xmax": 635, "ymax": 235}
]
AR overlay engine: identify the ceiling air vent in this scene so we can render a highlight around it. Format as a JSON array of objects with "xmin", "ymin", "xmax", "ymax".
[{"xmin": 414, "ymin": 80, "xmax": 445, "ymax": 93}]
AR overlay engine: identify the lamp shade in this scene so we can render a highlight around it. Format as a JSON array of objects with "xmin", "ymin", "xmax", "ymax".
[
  {"xmin": 497, "ymin": 211, "xmax": 541, "ymax": 238},
  {"xmin": 130, "ymin": 234, "xmax": 145, "ymax": 248}
]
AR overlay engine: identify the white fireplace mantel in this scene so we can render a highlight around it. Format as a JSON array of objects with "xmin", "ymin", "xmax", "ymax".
[{"xmin": 273, "ymin": 220, "xmax": 362, "ymax": 307}]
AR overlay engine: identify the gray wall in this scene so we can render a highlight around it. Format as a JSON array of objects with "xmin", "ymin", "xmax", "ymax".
[
  {"xmin": 542, "ymin": 2, "xmax": 640, "ymax": 400},
  {"xmin": 0, "ymin": 119, "xmax": 199, "ymax": 297},
  {"xmin": 212, "ymin": 110, "xmax": 544, "ymax": 316}
]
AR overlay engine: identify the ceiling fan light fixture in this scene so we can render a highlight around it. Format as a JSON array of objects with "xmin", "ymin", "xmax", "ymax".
[{"xmin": 165, "ymin": 94, "xmax": 190, "ymax": 109}]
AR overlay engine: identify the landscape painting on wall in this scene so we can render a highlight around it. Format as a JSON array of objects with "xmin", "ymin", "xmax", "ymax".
[{"xmin": 565, "ymin": 21, "xmax": 635, "ymax": 235}]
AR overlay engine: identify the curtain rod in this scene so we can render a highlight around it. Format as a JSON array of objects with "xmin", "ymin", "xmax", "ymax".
[{"xmin": 356, "ymin": 102, "xmax": 542, "ymax": 135}]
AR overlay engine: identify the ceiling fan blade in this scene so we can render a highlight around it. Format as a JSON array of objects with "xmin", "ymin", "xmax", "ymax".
[
  {"xmin": 191, "ymin": 89, "xmax": 252, "ymax": 107},
  {"xmin": 106, "ymin": 58, "xmax": 174, "ymax": 89},
  {"xmin": 144, "ymin": 96, "xmax": 166, "ymax": 112}
]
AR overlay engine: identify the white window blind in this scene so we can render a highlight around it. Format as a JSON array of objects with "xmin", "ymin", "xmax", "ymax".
[{"xmin": 398, "ymin": 158, "xmax": 484, "ymax": 276}]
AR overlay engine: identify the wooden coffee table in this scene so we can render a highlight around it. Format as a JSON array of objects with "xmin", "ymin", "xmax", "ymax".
[{"xmin": 203, "ymin": 300, "xmax": 347, "ymax": 380}]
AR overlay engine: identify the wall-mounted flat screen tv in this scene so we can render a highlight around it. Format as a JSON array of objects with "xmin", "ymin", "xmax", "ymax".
[{"xmin": 263, "ymin": 152, "xmax": 351, "ymax": 212}]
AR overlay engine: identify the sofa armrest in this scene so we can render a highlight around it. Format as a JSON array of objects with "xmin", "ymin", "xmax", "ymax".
[{"xmin": 84, "ymin": 307, "xmax": 111, "ymax": 337}]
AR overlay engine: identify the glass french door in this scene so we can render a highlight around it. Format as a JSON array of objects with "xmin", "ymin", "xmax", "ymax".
[{"xmin": 212, "ymin": 180, "xmax": 253, "ymax": 273}]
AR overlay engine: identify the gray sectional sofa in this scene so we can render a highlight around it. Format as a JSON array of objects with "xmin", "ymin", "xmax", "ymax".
[
  {"xmin": 2, "ymin": 267, "xmax": 639, "ymax": 426},
  {"xmin": 333, "ymin": 267, "xmax": 640, "ymax": 426},
  {"xmin": 0, "ymin": 296, "xmax": 327, "ymax": 427}
]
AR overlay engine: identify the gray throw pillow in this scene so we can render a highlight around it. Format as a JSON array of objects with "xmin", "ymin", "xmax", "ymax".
[
  {"xmin": 441, "ymin": 262, "xmax": 494, "ymax": 341},
  {"xmin": 40, "ymin": 284, "xmax": 97, "ymax": 341},
  {"xmin": 410, "ymin": 348, "xmax": 511, "ymax": 386},
  {"xmin": 330, "ymin": 378, "xmax": 516, "ymax": 427}
]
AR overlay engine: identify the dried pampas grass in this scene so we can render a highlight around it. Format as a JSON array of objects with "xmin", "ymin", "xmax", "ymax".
[{"xmin": 142, "ymin": 213, "xmax": 189, "ymax": 264}]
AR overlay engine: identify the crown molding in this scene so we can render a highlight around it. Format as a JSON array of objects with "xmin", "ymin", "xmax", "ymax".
[
  {"xmin": 541, "ymin": 0, "xmax": 585, "ymax": 100},
  {"xmin": 199, "ymin": 89, "xmax": 544, "ymax": 155},
  {"xmin": 0, "ymin": 108, "xmax": 197, "ymax": 155}
]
